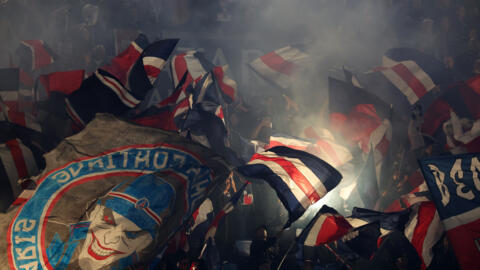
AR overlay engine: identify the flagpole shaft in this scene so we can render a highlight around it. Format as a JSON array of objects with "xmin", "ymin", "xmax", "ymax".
[
  {"xmin": 276, "ymin": 240, "xmax": 296, "ymax": 270},
  {"xmin": 277, "ymin": 205, "xmax": 325, "ymax": 270},
  {"xmin": 324, "ymin": 244, "xmax": 353, "ymax": 270}
]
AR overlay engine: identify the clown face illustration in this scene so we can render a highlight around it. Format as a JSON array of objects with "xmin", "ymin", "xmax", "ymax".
[{"xmin": 78, "ymin": 204, "xmax": 153, "ymax": 270}]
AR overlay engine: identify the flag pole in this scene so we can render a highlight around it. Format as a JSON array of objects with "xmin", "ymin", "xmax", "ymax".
[
  {"xmin": 197, "ymin": 180, "xmax": 250, "ymax": 259},
  {"xmin": 276, "ymin": 206, "xmax": 324, "ymax": 270}
]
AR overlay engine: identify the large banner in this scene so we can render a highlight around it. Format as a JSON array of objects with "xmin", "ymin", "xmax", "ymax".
[
  {"xmin": 5, "ymin": 114, "xmax": 231, "ymax": 270},
  {"xmin": 419, "ymin": 153, "xmax": 480, "ymax": 270}
]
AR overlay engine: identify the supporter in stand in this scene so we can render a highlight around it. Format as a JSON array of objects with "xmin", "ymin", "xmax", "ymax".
[{"xmin": 250, "ymin": 225, "xmax": 279, "ymax": 270}]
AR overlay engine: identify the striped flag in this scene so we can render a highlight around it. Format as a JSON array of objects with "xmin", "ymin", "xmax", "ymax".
[
  {"xmin": 386, "ymin": 182, "xmax": 431, "ymax": 212},
  {"xmin": 101, "ymin": 34, "xmax": 150, "ymax": 87},
  {"xmin": 191, "ymin": 198, "xmax": 214, "ymax": 232},
  {"xmin": 35, "ymin": 70, "xmax": 85, "ymax": 100},
  {"xmin": 355, "ymin": 48, "xmax": 452, "ymax": 109},
  {"xmin": 372, "ymin": 61, "xmax": 435, "ymax": 105},
  {"xmin": 0, "ymin": 68, "xmax": 19, "ymax": 91},
  {"xmin": 16, "ymin": 40, "xmax": 55, "ymax": 71},
  {"xmin": 249, "ymin": 46, "xmax": 308, "ymax": 90},
  {"xmin": 204, "ymin": 183, "xmax": 248, "ymax": 241},
  {"xmin": 238, "ymin": 146, "xmax": 342, "ymax": 222},
  {"xmin": 66, "ymin": 69, "xmax": 142, "ymax": 128},
  {"xmin": 419, "ymin": 153, "xmax": 480, "ymax": 270},
  {"xmin": 302, "ymin": 205, "xmax": 353, "ymax": 246},
  {"xmin": 170, "ymin": 52, "xmax": 236, "ymax": 104},
  {"xmin": 266, "ymin": 133, "xmax": 352, "ymax": 168},
  {"xmin": 127, "ymin": 39, "xmax": 179, "ymax": 99},
  {"xmin": 404, "ymin": 201, "xmax": 444, "ymax": 269},
  {"xmin": 0, "ymin": 139, "xmax": 40, "ymax": 211}
]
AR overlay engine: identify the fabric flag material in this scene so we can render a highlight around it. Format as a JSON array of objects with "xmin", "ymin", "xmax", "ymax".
[
  {"xmin": 191, "ymin": 198, "xmax": 214, "ymax": 232},
  {"xmin": 238, "ymin": 146, "xmax": 342, "ymax": 222},
  {"xmin": 0, "ymin": 139, "xmax": 39, "ymax": 212},
  {"xmin": 16, "ymin": 40, "xmax": 55, "ymax": 71},
  {"xmin": 404, "ymin": 201, "xmax": 444, "ymax": 269},
  {"xmin": 127, "ymin": 39, "xmax": 179, "ymax": 100},
  {"xmin": 249, "ymin": 46, "xmax": 308, "ymax": 90},
  {"xmin": 357, "ymin": 48, "xmax": 451, "ymax": 109},
  {"xmin": 421, "ymin": 78, "xmax": 480, "ymax": 154},
  {"xmin": 66, "ymin": 69, "xmax": 141, "ymax": 128},
  {"xmin": 35, "ymin": 70, "xmax": 85, "ymax": 100},
  {"xmin": 356, "ymin": 149, "xmax": 380, "ymax": 209},
  {"xmin": 101, "ymin": 34, "xmax": 150, "ymax": 87},
  {"xmin": 419, "ymin": 153, "xmax": 480, "ymax": 270},
  {"xmin": 302, "ymin": 205, "xmax": 353, "ymax": 246},
  {"xmin": 386, "ymin": 182, "xmax": 431, "ymax": 212},
  {"xmin": 348, "ymin": 207, "xmax": 411, "ymax": 236},
  {"xmin": 204, "ymin": 182, "xmax": 248, "ymax": 241},
  {"xmin": 4, "ymin": 114, "xmax": 232, "ymax": 270},
  {"xmin": 266, "ymin": 132, "xmax": 352, "ymax": 168},
  {"xmin": 0, "ymin": 69, "xmax": 19, "ymax": 91}
]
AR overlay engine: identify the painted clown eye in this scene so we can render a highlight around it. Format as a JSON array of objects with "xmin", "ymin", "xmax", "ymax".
[
  {"xmin": 125, "ymin": 231, "xmax": 141, "ymax": 239},
  {"xmin": 103, "ymin": 214, "xmax": 116, "ymax": 225}
]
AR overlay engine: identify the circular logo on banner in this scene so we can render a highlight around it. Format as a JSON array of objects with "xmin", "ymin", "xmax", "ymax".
[{"xmin": 7, "ymin": 144, "xmax": 213, "ymax": 270}]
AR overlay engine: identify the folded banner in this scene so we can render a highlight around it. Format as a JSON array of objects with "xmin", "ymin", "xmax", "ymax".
[
  {"xmin": 4, "ymin": 114, "xmax": 231, "ymax": 270},
  {"xmin": 238, "ymin": 146, "xmax": 342, "ymax": 223},
  {"xmin": 419, "ymin": 153, "xmax": 480, "ymax": 270}
]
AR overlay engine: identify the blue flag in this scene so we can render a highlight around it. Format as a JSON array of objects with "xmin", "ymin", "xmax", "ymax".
[{"xmin": 419, "ymin": 153, "xmax": 480, "ymax": 270}]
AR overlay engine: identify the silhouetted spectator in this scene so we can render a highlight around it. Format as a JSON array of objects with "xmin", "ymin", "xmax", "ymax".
[{"xmin": 250, "ymin": 225, "xmax": 278, "ymax": 270}]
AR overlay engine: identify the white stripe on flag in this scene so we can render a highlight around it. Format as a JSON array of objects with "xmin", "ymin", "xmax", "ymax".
[
  {"xmin": 142, "ymin": 56, "xmax": 165, "ymax": 68},
  {"xmin": 274, "ymin": 46, "xmax": 309, "ymax": 63},
  {"xmin": 402, "ymin": 61, "xmax": 435, "ymax": 92},
  {"xmin": 65, "ymin": 98, "xmax": 86, "ymax": 127},
  {"xmin": 443, "ymin": 206, "xmax": 480, "ymax": 230},
  {"xmin": 381, "ymin": 67, "xmax": 420, "ymax": 104},
  {"xmin": 249, "ymin": 58, "xmax": 291, "ymax": 89},
  {"xmin": 95, "ymin": 71, "xmax": 140, "ymax": 108},
  {"xmin": 0, "ymin": 91, "xmax": 18, "ymax": 102},
  {"xmin": 249, "ymin": 158, "xmax": 311, "ymax": 209},
  {"xmin": 305, "ymin": 214, "xmax": 328, "ymax": 246},
  {"xmin": 422, "ymin": 211, "xmax": 443, "ymax": 265},
  {"xmin": 270, "ymin": 136, "xmax": 311, "ymax": 149},
  {"xmin": 260, "ymin": 151, "xmax": 328, "ymax": 198},
  {"xmin": 184, "ymin": 51, "xmax": 207, "ymax": 80},
  {"xmin": 404, "ymin": 208, "xmax": 419, "ymax": 242}
]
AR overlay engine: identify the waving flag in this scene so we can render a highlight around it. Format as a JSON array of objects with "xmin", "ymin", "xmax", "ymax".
[
  {"xmin": 127, "ymin": 39, "xmax": 179, "ymax": 99},
  {"xmin": 302, "ymin": 205, "xmax": 352, "ymax": 246},
  {"xmin": 16, "ymin": 40, "xmax": 55, "ymax": 72},
  {"xmin": 421, "ymin": 77, "xmax": 480, "ymax": 154},
  {"xmin": 419, "ymin": 153, "xmax": 480, "ymax": 270},
  {"xmin": 4, "ymin": 114, "xmax": 232, "ymax": 270},
  {"xmin": 266, "ymin": 133, "xmax": 352, "ymax": 168},
  {"xmin": 356, "ymin": 150, "xmax": 380, "ymax": 209},
  {"xmin": 249, "ymin": 46, "xmax": 308, "ymax": 90},
  {"xmin": 0, "ymin": 139, "xmax": 40, "ymax": 211},
  {"xmin": 191, "ymin": 198, "xmax": 214, "ymax": 232},
  {"xmin": 35, "ymin": 70, "xmax": 85, "ymax": 100},
  {"xmin": 66, "ymin": 69, "xmax": 141, "ymax": 128},
  {"xmin": 348, "ymin": 207, "xmax": 411, "ymax": 236},
  {"xmin": 355, "ymin": 48, "xmax": 452, "ymax": 109},
  {"xmin": 170, "ymin": 52, "xmax": 236, "ymax": 104},
  {"xmin": 238, "ymin": 146, "xmax": 342, "ymax": 222},
  {"xmin": 101, "ymin": 34, "xmax": 150, "ymax": 87},
  {"xmin": 404, "ymin": 201, "xmax": 443, "ymax": 269},
  {"xmin": 386, "ymin": 182, "xmax": 431, "ymax": 212},
  {"xmin": 170, "ymin": 51, "xmax": 212, "ymax": 89},
  {"xmin": 204, "ymin": 183, "xmax": 248, "ymax": 241}
]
